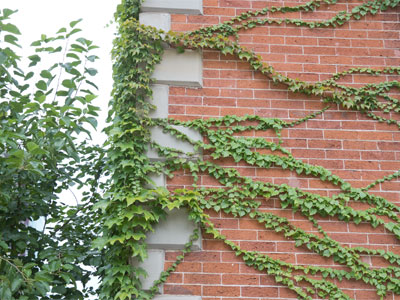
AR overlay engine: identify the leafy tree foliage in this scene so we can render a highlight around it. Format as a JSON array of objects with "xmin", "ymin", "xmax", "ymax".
[{"xmin": 0, "ymin": 8, "xmax": 104, "ymax": 299}]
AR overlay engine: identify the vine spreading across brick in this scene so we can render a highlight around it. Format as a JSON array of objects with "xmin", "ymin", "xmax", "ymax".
[{"xmin": 99, "ymin": 0, "xmax": 400, "ymax": 299}]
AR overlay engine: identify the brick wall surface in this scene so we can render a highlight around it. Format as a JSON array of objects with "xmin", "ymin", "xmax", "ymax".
[{"xmin": 161, "ymin": 1, "xmax": 400, "ymax": 299}]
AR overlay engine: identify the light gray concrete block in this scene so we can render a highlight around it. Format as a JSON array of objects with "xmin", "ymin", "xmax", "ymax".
[
  {"xmin": 142, "ymin": 0, "xmax": 203, "ymax": 15},
  {"xmin": 145, "ymin": 173, "xmax": 166, "ymax": 188},
  {"xmin": 147, "ymin": 209, "xmax": 202, "ymax": 250},
  {"xmin": 154, "ymin": 296, "xmax": 202, "ymax": 300},
  {"xmin": 153, "ymin": 49, "xmax": 203, "ymax": 88},
  {"xmin": 131, "ymin": 249, "xmax": 164, "ymax": 291},
  {"xmin": 147, "ymin": 125, "xmax": 202, "ymax": 159},
  {"xmin": 149, "ymin": 84, "xmax": 169, "ymax": 118},
  {"xmin": 139, "ymin": 13, "xmax": 171, "ymax": 32}
]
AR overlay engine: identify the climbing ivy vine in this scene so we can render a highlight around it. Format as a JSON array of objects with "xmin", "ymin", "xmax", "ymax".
[{"xmin": 99, "ymin": 0, "xmax": 400, "ymax": 299}]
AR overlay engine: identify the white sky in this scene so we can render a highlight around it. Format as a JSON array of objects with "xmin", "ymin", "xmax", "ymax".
[{"xmin": 2, "ymin": 0, "xmax": 121, "ymax": 141}]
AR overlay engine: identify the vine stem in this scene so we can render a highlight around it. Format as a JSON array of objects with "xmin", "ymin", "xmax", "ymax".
[
  {"xmin": 0, "ymin": 255, "xmax": 30, "ymax": 284},
  {"xmin": 52, "ymin": 37, "xmax": 69, "ymax": 104}
]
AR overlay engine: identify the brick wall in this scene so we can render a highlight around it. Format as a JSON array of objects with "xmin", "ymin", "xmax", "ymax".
[{"xmin": 162, "ymin": 1, "xmax": 400, "ymax": 299}]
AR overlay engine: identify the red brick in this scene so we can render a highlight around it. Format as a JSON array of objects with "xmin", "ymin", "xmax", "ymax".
[
  {"xmin": 288, "ymin": 129, "xmax": 323, "ymax": 139},
  {"xmin": 343, "ymin": 140, "xmax": 378, "ymax": 150},
  {"xmin": 211, "ymin": 218, "xmax": 239, "ymax": 229},
  {"xmin": 220, "ymin": 70, "xmax": 253, "ymax": 79},
  {"xmin": 328, "ymin": 233, "xmax": 368, "ymax": 244},
  {"xmin": 222, "ymin": 274, "xmax": 259, "ymax": 285},
  {"xmin": 279, "ymin": 286, "xmax": 303, "ymax": 299},
  {"xmin": 304, "ymin": 46, "xmax": 336, "ymax": 55},
  {"xmin": 171, "ymin": 14, "xmax": 186, "ymax": 23},
  {"xmin": 170, "ymin": 96, "xmax": 202, "ymax": 105},
  {"xmin": 354, "ymin": 289, "xmax": 384, "ymax": 300},
  {"xmin": 237, "ymin": 98, "xmax": 270, "ymax": 108},
  {"xmin": 258, "ymin": 230, "xmax": 290, "ymax": 242},
  {"xmin": 241, "ymin": 286, "xmax": 279, "ymax": 297},
  {"xmin": 222, "ymin": 229, "xmax": 257, "ymax": 240},
  {"xmin": 204, "ymin": 79, "xmax": 235, "ymax": 88},
  {"xmin": 324, "ymin": 130, "xmax": 359, "ymax": 140},
  {"xmin": 286, "ymin": 36, "xmax": 317, "ymax": 46},
  {"xmin": 237, "ymin": 80, "xmax": 268, "ymax": 89},
  {"xmin": 221, "ymin": 107, "xmax": 254, "ymax": 116},
  {"xmin": 203, "ymin": 285, "xmax": 240, "ymax": 297},
  {"xmin": 326, "ymin": 150, "xmax": 360, "ymax": 159},
  {"xmin": 164, "ymin": 284, "xmax": 201, "ymax": 295},
  {"xmin": 166, "ymin": 273, "xmax": 182, "ymax": 283},
  {"xmin": 204, "ymin": 60, "xmax": 236, "ymax": 69},
  {"xmin": 239, "ymin": 241, "xmax": 276, "ymax": 252},
  {"xmin": 270, "ymin": 45, "xmax": 303, "ymax": 54},
  {"xmin": 368, "ymin": 234, "xmax": 398, "ymax": 245},
  {"xmin": 304, "ymin": 64, "xmax": 337, "ymax": 73},
  {"xmin": 268, "ymin": 253, "xmax": 296, "ymax": 264},
  {"xmin": 171, "ymin": 23, "xmax": 202, "ymax": 31},
  {"xmin": 292, "ymin": 149, "xmax": 325, "ymax": 158},
  {"xmin": 335, "ymin": 29, "xmax": 367, "ymax": 38},
  {"xmin": 185, "ymin": 252, "xmax": 221, "ymax": 262},
  {"xmin": 309, "ymin": 159, "xmax": 344, "ymax": 169},
  {"xmin": 353, "ymin": 57, "xmax": 386, "ymax": 66},
  {"xmin": 203, "ymin": 7, "xmax": 235, "ymax": 16},
  {"xmin": 203, "ymin": 263, "xmax": 239, "ymax": 273},
  {"xmin": 186, "ymin": 106, "xmax": 220, "ymax": 116},
  {"xmin": 220, "ymin": 0, "xmax": 251, "ymax": 8},
  {"xmin": 270, "ymin": 27, "xmax": 302, "ymax": 36},
  {"xmin": 345, "ymin": 160, "xmax": 380, "ymax": 170},
  {"xmin": 320, "ymin": 55, "xmax": 353, "ymax": 65},
  {"xmin": 383, "ymin": 22, "xmax": 400, "ymax": 31},
  {"xmin": 240, "ymin": 218, "xmax": 266, "ymax": 230},
  {"xmin": 308, "ymin": 139, "xmax": 342, "ymax": 149},
  {"xmin": 222, "ymin": 252, "xmax": 244, "ymax": 263},
  {"xmin": 203, "ymin": 97, "xmax": 236, "ymax": 107},
  {"xmin": 361, "ymin": 151, "xmax": 396, "ymax": 161},
  {"xmin": 319, "ymin": 38, "xmax": 351, "ymax": 47},
  {"xmin": 184, "ymin": 274, "xmax": 221, "ymax": 284},
  {"xmin": 378, "ymin": 142, "xmax": 400, "ymax": 151},
  {"xmin": 296, "ymin": 254, "xmax": 334, "ymax": 265},
  {"xmin": 319, "ymin": 221, "xmax": 349, "ymax": 233},
  {"xmin": 348, "ymin": 222, "xmax": 385, "ymax": 234},
  {"xmin": 220, "ymin": 88, "xmax": 253, "ymax": 98},
  {"xmin": 203, "ymin": 240, "xmax": 231, "ymax": 251}
]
